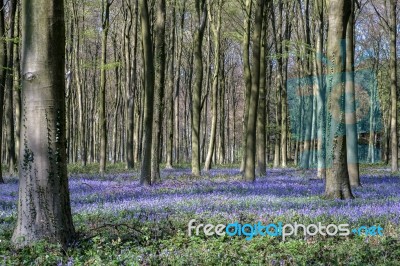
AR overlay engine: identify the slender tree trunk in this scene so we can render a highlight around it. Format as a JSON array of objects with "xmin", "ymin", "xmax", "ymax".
[
  {"xmin": 99, "ymin": 0, "xmax": 112, "ymax": 175},
  {"xmin": 345, "ymin": 0, "xmax": 360, "ymax": 186},
  {"xmin": 14, "ymin": 3, "xmax": 21, "ymax": 166},
  {"xmin": 244, "ymin": 0, "xmax": 264, "ymax": 182},
  {"xmin": 191, "ymin": 0, "xmax": 207, "ymax": 177},
  {"xmin": 240, "ymin": 0, "xmax": 252, "ymax": 172},
  {"xmin": 151, "ymin": 0, "xmax": 166, "ymax": 183},
  {"xmin": 204, "ymin": 0, "xmax": 222, "ymax": 171},
  {"xmin": 124, "ymin": 0, "xmax": 135, "ymax": 169},
  {"xmin": 256, "ymin": 16, "xmax": 267, "ymax": 176},
  {"xmin": 315, "ymin": 0, "xmax": 326, "ymax": 179},
  {"xmin": 0, "ymin": 5, "xmax": 6, "ymax": 184},
  {"xmin": 389, "ymin": 0, "xmax": 398, "ymax": 173},
  {"xmin": 12, "ymin": 0, "xmax": 75, "ymax": 247},
  {"xmin": 5, "ymin": 0, "xmax": 18, "ymax": 175},
  {"xmin": 139, "ymin": 0, "xmax": 155, "ymax": 185},
  {"xmin": 166, "ymin": 0, "xmax": 176, "ymax": 169}
]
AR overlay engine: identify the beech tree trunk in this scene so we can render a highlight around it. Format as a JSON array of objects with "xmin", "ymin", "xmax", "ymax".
[
  {"xmin": 12, "ymin": 0, "xmax": 75, "ymax": 247},
  {"xmin": 240, "ymin": 0, "xmax": 252, "ymax": 172},
  {"xmin": 0, "ymin": 4, "xmax": 6, "ymax": 184},
  {"xmin": 345, "ymin": 0, "xmax": 360, "ymax": 186},
  {"xmin": 389, "ymin": 0, "xmax": 398, "ymax": 173},
  {"xmin": 324, "ymin": 0, "xmax": 354, "ymax": 200},
  {"xmin": 139, "ymin": 0, "xmax": 155, "ymax": 185},
  {"xmin": 244, "ymin": 0, "xmax": 264, "ymax": 182},
  {"xmin": 151, "ymin": 0, "xmax": 166, "ymax": 183},
  {"xmin": 191, "ymin": 0, "xmax": 207, "ymax": 177},
  {"xmin": 204, "ymin": 0, "xmax": 222, "ymax": 171}
]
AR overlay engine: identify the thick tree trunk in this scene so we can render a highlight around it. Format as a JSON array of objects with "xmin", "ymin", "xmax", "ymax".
[
  {"xmin": 12, "ymin": 0, "xmax": 75, "ymax": 247},
  {"xmin": 324, "ymin": 0, "xmax": 354, "ymax": 200},
  {"xmin": 244, "ymin": 0, "xmax": 264, "ymax": 182}
]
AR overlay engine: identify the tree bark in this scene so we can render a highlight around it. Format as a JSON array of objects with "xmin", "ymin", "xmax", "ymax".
[
  {"xmin": 315, "ymin": 0, "xmax": 326, "ymax": 179},
  {"xmin": 12, "ymin": 0, "xmax": 75, "ymax": 247},
  {"xmin": 389, "ymin": 0, "xmax": 398, "ymax": 172},
  {"xmin": 256, "ymin": 14, "xmax": 267, "ymax": 176},
  {"xmin": 240, "ymin": 0, "xmax": 252, "ymax": 172},
  {"xmin": 345, "ymin": 0, "xmax": 360, "ymax": 186},
  {"xmin": 324, "ymin": 0, "xmax": 354, "ymax": 200},
  {"xmin": 204, "ymin": 0, "xmax": 222, "ymax": 171},
  {"xmin": 5, "ymin": 0, "xmax": 18, "ymax": 175},
  {"xmin": 166, "ymin": 0, "xmax": 176, "ymax": 169},
  {"xmin": 244, "ymin": 0, "xmax": 264, "ymax": 182},
  {"xmin": 0, "ymin": 4, "xmax": 6, "ymax": 184},
  {"xmin": 99, "ymin": 0, "xmax": 112, "ymax": 175},
  {"xmin": 191, "ymin": 0, "xmax": 207, "ymax": 177},
  {"xmin": 139, "ymin": 0, "xmax": 155, "ymax": 185},
  {"xmin": 151, "ymin": 0, "xmax": 166, "ymax": 183}
]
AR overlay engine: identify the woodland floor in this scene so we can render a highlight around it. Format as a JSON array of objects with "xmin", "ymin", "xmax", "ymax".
[{"xmin": 1, "ymin": 165, "xmax": 400, "ymax": 265}]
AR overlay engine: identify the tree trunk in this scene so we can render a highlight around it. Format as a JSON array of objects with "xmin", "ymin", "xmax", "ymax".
[
  {"xmin": 12, "ymin": 0, "xmax": 75, "ymax": 247},
  {"xmin": 240, "ymin": 0, "xmax": 252, "ymax": 172},
  {"xmin": 345, "ymin": 0, "xmax": 360, "ymax": 186},
  {"xmin": 256, "ymin": 15, "xmax": 267, "ymax": 176},
  {"xmin": 324, "ymin": 0, "xmax": 354, "ymax": 200},
  {"xmin": 124, "ymin": 0, "xmax": 135, "ymax": 169},
  {"xmin": 0, "ymin": 4, "xmax": 6, "ymax": 184},
  {"xmin": 5, "ymin": 0, "xmax": 18, "ymax": 175},
  {"xmin": 315, "ymin": 0, "xmax": 326, "ymax": 179},
  {"xmin": 99, "ymin": 0, "xmax": 112, "ymax": 175},
  {"xmin": 191, "ymin": 0, "xmax": 207, "ymax": 177},
  {"xmin": 139, "ymin": 0, "xmax": 155, "ymax": 185},
  {"xmin": 389, "ymin": 0, "xmax": 398, "ymax": 173},
  {"xmin": 151, "ymin": 0, "xmax": 166, "ymax": 183},
  {"xmin": 166, "ymin": 0, "xmax": 176, "ymax": 169},
  {"xmin": 204, "ymin": 0, "xmax": 222, "ymax": 171},
  {"xmin": 244, "ymin": 0, "xmax": 264, "ymax": 182}
]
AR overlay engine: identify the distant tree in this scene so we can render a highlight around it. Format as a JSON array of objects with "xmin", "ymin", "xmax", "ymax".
[
  {"xmin": 370, "ymin": 0, "xmax": 398, "ymax": 172},
  {"xmin": 12, "ymin": 0, "xmax": 75, "ymax": 247}
]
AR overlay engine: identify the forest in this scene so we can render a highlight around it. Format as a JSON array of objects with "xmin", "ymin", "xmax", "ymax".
[{"xmin": 0, "ymin": 0, "xmax": 400, "ymax": 264}]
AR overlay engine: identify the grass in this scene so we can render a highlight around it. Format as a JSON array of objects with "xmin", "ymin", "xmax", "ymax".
[{"xmin": 1, "ymin": 164, "xmax": 400, "ymax": 265}]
